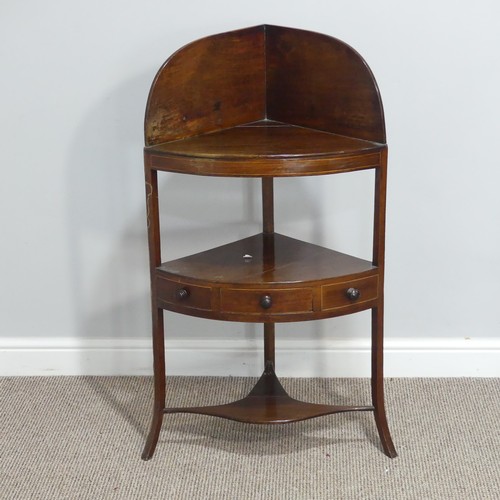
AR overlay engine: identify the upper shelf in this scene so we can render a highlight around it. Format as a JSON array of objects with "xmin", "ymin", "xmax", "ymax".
[
  {"xmin": 147, "ymin": 120, "xmax": 382, "ymax": 159},
  {"xmin": 145, "ymin": 25, "xmax": 386, "ymax": 176},
  {"xmin": 145, "ymin": 120, "xmax": 385, "ymax": 176}
]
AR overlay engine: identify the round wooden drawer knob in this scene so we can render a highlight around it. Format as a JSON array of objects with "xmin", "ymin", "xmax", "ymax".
[
  {"xmin": 346, "ymin": 287, "xmax": 361, "ymax": 301},
  {"xmin": 175, "ymin": 288, "xmax": 190, "ymax": 301},
  {"xmin": 260, "ymin": 295, "xmax": 273, "ymax": 309}
]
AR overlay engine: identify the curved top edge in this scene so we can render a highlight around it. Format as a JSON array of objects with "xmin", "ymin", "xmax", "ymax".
[{"xmin": 145, "ymin": 25, "xmax": 386, "ymax": 146}]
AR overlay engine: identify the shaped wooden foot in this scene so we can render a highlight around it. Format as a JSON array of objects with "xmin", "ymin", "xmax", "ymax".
[
  {"xmin": 373, "ymin": 406, "xmax": 397, "ymax": 458},
  {"xmin": 372, "ymin": 306, "xmax": 397, "ymax": 458},
  {"xmin": 142, "ymin": 406, "xmax": 164, "ymax": 460}
]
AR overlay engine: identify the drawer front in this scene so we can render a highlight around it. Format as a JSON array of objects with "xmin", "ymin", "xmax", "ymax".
[
  {"xmin": 322, "ymin": 275, "xmax": 378, "ymax": 311},
  {"xmin": 220, "ymin": 287, "xmax": 313, "ymax": 315},
  {"xmin": 157, "ymin": 277, "xmax": 212, "ymax": 311}
]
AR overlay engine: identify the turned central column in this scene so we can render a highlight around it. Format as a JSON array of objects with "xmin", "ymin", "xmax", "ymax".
[{"xmin": 262, "ymin": 177, "xmax": 275, "ymax": 372}]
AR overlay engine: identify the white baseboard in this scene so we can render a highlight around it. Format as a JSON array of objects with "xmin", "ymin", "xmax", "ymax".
[{"xmin": 1, "ymin": 337, "xmax": 499, "ymax": 377}]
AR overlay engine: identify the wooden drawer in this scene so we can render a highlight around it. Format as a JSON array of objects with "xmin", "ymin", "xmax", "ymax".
[
  {"xmin": 156, "ymin": 277, "xmax": 212, "ymax": 311},
  {"xmin": 321, "ymin": 275, "xmax": 378, "ymax": 311},
  {"xmin": 220, "ymin": 287, "xmax": 313, "ymax": 315}
]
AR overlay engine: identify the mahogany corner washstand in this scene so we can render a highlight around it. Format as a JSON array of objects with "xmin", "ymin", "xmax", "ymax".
[{"xmin": 142, "ymin": 25, "xmax": 397, "ymax": 460}]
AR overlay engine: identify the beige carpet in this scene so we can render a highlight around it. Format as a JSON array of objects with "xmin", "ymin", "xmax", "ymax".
[{"xmin": 0, "ymin": 377, "xmax": 499, "ymax": 499}]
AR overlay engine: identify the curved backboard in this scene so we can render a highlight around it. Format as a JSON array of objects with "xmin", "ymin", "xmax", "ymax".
[{"xmin": 145, "ymin": 25, "xmax": 385, "ymax": 146}]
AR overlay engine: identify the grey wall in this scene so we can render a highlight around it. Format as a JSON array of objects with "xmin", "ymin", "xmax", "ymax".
[{"xmin": 1, "ymin": 1, "xmax": 499, "ymax": 353}]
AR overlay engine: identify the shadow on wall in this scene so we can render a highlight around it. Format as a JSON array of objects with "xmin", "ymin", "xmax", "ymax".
[
  {"xmin": 66, "ymin": 71, "xmax": 152, "ymax": 347},
  {"xmin": 64, "ymin": 71, "xmax": 338, "ymax": 374}
]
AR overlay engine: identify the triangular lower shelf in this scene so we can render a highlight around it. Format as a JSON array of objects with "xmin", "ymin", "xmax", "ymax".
[
  {"xmin": 163, "ymin": 368, "xmax": 374, "ymax": 424},
  {"xmin": 158, "ymin": 233, "xmax": 376, "ymax": 285}
]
